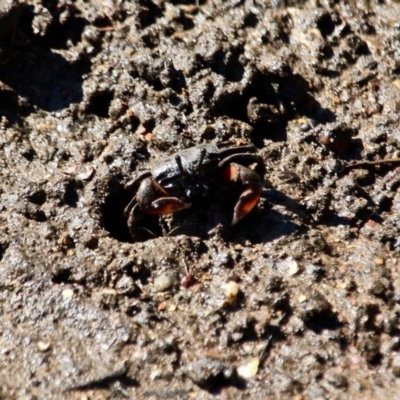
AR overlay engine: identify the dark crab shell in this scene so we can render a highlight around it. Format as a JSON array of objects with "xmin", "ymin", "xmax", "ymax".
[{"xmin": 150, "ymin": 143, "xmax": 220, "ymax": 186}]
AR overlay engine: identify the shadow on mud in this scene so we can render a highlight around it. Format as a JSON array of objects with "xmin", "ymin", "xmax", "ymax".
[
  {"xmin": 101, "ymin": 185, "xmax": 305, "ymax": 245},
  {"xmin": 212, "ymin": 69, "xmax": 336, "ymax": 146},
  {"xmin": 0, "ymin": 5, "xmax": 89, "ymax": 116}
]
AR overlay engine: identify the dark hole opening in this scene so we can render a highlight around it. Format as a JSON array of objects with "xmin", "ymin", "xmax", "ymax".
[
  {"xmin": 101, "ymin": 179, "xmax": 163, "ymax": 243},
  {"xmin": 63, "ymin": 181, "xmax": 80, "ymax": 207},
  {"xmin": 101, "ymin": 186, "xmax": 133, "ymax": 243},
  {"xmin": 379, "ymin": 196, "xmax": 392, "ymax": 213},
  {"xmin": 0, "ymin": 242, "xmax": 8, "ymax": 261},
  {"xmin": 138, "ymin": 0, "xmax": 162, "ymax": 28},
  {"xmin": 316, "ymin": 13, "xmax": 335, "ymax": 37},
  {"xmin": 52, "ymin": 268, "xmax": 72, "ymax": 284},
  {"xmin": 27, "ymin": 189, "xmax": 47, "ymax": 205},
  {"xmin": 244, "ymin": 12, "xmax": 258, "ymax": 28},
  {"xmin": 86, "ymin": 90, "xmax": 113, "ymax": 118}
]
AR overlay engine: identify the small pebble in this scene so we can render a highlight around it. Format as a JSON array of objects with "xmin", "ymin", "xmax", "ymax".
[
  {"xmin": 37, "ymin": 341, "xmax": 51, "ymax": 352},
  {"xmin": 224, "ymin": 281, "xmax": 239, "ymax": 305},
  {"xmin": 326, "ymin": 372, "xmax": 348, "ymax": 389},
  {"xmin": 298, "ymin": 294, "xmax": 307, "ymax": 303},
  {"xmin": 101, "ymin": 288, "xmax": 117, "ymax": 295},
  {"xmin": 393, "ymin": 366, "xmax": 400, "ymax": 378},
  {"xmin": 57, "ymin": 234, "xmax": 74, "ymax": 248},
  {"xmin": 76, "ymin": 165, "xmax": 95, "ymax": 181},
  {"xmin": 62, "ymin": 288, "xmax": 74, "ymax": 299},
  {"xmin": 237, "ymin": 357, "xmax": 259, "ymax": 379},
  {"xmin": 393, "ymin": 80, "xmax": 400, "ymax": 89},
  {"xmin": 116, "ymin": 275, "xmax": 136, "ymax": 296},
  {"xmin": 392, "ymin": 355, "xmax": 400, "ymax": 377},
  {"xmin": 335, "ymin": 282, "xmax": 347, "ymax": 290},
  {"xmin": 154, "ymin": 273, "xmax": 178, "ymax": 292},
  {"xmin": 287, "ymin": 259, "xmax": 300, "ymax": 276},
  {"xmin": 181, "ymin": 273, "xmax": 196, "ymax": 288}
]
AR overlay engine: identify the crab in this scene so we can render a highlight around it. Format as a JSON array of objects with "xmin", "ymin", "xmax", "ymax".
[{"xmin": 124, "ymin": 142, "xmax": 265, "ymax": 241}]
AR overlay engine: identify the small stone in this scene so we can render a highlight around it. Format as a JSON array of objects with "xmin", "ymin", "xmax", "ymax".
[
  {"xmin": 61, "ymin": 164, "xmax": 81, "ymax": 176},
  {"xmin": 76, "ymin": 165, "xmax": 95, "ymax": 181},
  {"xmin": 181, "ymin": 273, "xmax": 196, "ymax": 288},
  {"xmin": 326, "ymin": 372, "xmax": 348, "ymax": 389},
  {"xmin": 225, "ymin": 281, "xmax": 239, "ymax": 296},
  {"xmin": 154, "ymin": 273, "xmax": 178, "ymax": 292},
  {"xmin": 144, "ymin": 133, "xmax": 153, "ymax": 141},
  {"xmin": 10, "ymin": 280, "xmax": 21, "ymax": 288},
  {"xmin": 62, "ymin": 288, "xmax": 74, "ymax": 299},
  {"xmin": 37, "ymin": 341, "xmax": 51, "ymax": 352},
  {"xmin": 158, "ymin": 302, "xmax": 167, "ymax": 311},
  {"xmin": 374, "ymin": 258, "xmax": 384, "ymax": 265},
  {"xmin": 237, "ymin": 357, "xmax": 259, "ymax": 379},
  {"xmin": 224, "ymin": 281, "xmax": 239, "ymax": 305},
  {"xmin": 287, "ymin": 259, "xmax": 300, "ymax": 276},
  {"xmin": 108, "ymin": 98, "xmax": 125, "ymax": 120},
  {"xmin": 298, "ymin": 295, "xmax": 307, "ymax": 303},
  {"xmin": 393, "ymin": 365, "xmax": 400, "ymax": 378},
  {"xmin": 368, "ymin": 280, "xmax": 388, "ymax": 299},
  {"xmin": 392, "ymin": 355, "xmax": 400, "ymax": 377},
  {"xmin": 335, "ymin": 282, "xmax": 347, "ymax": 290},
  {"xmin": 116, "ymin": 275, "xmax": 137, "ymax": 296},
  {"xmin": 393, "ymin": 80, "xmax": 400, "ymax": 89},
  {"xmin": 102, "ymin": 289, "xmax": 118, "ymax": 298},
  {"xmin": 57, "ymin": 234, "xmax": 74, "ymax": 248}
]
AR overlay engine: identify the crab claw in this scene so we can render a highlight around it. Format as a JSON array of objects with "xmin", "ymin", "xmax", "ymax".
[
  {"xmin": 223, "ymin": 162, "xmax": 262, "ymax": 225},
  {"xmin": 136, "ymin": 178, "xmax": 191, "ymax": 215},
  {"xmin": 143, "ymin": 197, "xmax": 192, "ymax": 215}
]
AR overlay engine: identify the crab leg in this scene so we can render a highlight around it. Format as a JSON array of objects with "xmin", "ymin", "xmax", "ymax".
[
  {"xmin": 136, "ymin": 178, "xmax": 191, "ymax": 215},
  {"xmin": 223, "ymin": 162, "xmax": 262, "ymax": 225}
]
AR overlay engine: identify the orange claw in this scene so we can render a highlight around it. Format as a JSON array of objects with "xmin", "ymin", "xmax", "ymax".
[
  {"xmin": 136, "ymin": 178, "xmax": 191, "ymax": 215},
  {"xmin": 232, "ymin": 185, "xmax": 262, "ymax": 225},
  {"xmin": 223, "ymin": 162, "xmax": 263, "ymax": 225},
  {"xmin": 143, "ymin": 197, "xmax": 191, "ymax": 215}
]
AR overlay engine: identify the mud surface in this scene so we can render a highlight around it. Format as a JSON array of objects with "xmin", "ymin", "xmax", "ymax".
[{"xmin": 1, "ymin": 0, "xmax": 400, "ymax": 398}]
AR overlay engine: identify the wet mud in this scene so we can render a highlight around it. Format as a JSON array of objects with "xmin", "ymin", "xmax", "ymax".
[{"xmin": 1, "ymin": 0, "xmax": 400, "ymax": 398}]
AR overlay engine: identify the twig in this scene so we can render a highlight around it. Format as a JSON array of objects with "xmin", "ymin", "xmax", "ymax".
[
  {"xmin": 346, "ymin": 158, "xmax": 400, "ymax": 170},
  {"xmin": 259, "ymin": 335, "xmax": 273, "ymax": 367}
]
